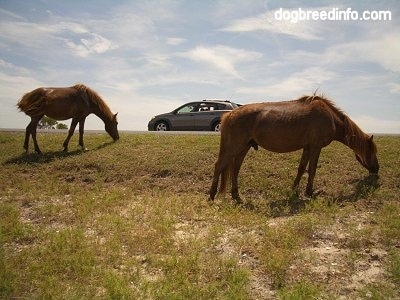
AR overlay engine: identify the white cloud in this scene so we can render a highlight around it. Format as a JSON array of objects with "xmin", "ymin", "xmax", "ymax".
[
  {"xmin": 181, "ymin": 45, "xmax": 262, "ymax": 78},
  {"xmin": 0, "ymin": 21, "xmax": 50, "ymax": 49},
  {"xmin": 47, "ymin": 21, "xmax": 118, "ymax": 57},
  {"xmin": 330, "ymin": 33, "xmax": 400, "ymax": 73},
  {"xmin": 237, "ymin": 67, "xmax": 336, "ymax": 99},
  {"xmin": 48, "ymin": 21, "xmax": 88, "ymax": 35},
  {"xmin": 388, "ymin": 83, "xmax": 400, "ymax": 95},
  {"xmin": 166, "ymin": 37, "xmax": 186, "ymax": 46},
  {"xmin": 0, "ymin": 8, "xmax": 27, "ymax": 21},
  {"xmin": 276, "ymin": 31, "xmax": 400, "ymax": 77},
  {"xmin": 0, "ymin": 17, "xmax": 117, "ymax": 59},
  {"xmin": 222, "ymin": 11, "xmax": 321, "ymax": 40},
  {"xmin": 81, "ymin": 33, "xmax": 116, "ymax": 56}
]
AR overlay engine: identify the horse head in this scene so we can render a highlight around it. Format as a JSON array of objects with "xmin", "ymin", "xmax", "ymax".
[
  {"xmin": 355, "ymin": 135, "xmax": 379, "ymax": 175},
  {"xmin": 105, "ymin": 113, "xmax": 119, "ymax": 141}
]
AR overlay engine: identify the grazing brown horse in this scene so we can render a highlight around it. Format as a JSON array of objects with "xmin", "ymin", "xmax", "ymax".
[
  {"xmin": 209, "ymin": 94, "xmax": 379, "ymax": 201},
  {"xmin": 17, "ymin": 84, "xmax": 119, "ymax": 154}
]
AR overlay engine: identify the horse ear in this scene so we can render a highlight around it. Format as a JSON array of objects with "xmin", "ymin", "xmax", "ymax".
[
  {"xmin": 370, "ymin": 135, "xmax": 374, "ymax": 141},
  {"xmin": 114, "ymin": 113, "xmax": 118, "ymax": 120}
]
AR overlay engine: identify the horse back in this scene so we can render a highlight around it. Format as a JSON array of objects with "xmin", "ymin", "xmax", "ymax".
[
  {"xmin": 222, "ymin": 100, "xmax": 337, "ymax": 153},
  {"xmin": 18, "ymin": 86, "xmax": 91, "ymax": 120}
]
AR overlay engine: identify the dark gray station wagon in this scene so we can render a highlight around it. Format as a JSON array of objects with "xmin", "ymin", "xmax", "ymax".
[{"xmin": 148, "ymin": 100, "xmax": 240, "ymax": 131}]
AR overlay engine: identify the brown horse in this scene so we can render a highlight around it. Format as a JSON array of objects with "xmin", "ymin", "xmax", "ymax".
[
  {"xmin": 209, "ymin": 94, "xmax": 379, "ymax": 201},
  {"xmin": 17, "ymin": 84, "xmax": 119, "ymax": 154}
]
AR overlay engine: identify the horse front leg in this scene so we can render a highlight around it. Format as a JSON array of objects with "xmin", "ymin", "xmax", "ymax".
[
  {"xmin": 293, "ymin": 148, "xmax": 310, "ymax": 191},
  {"xmin": 305, "ymin": 147, "xmax": 321, "ymax": 196},
  {"xmin": 78, "ymin": 118, "xmax": 87, "ymax": 151},
  {"xmin": 63, "ymin": 118, "xmax": 79, "ymax": 152}
]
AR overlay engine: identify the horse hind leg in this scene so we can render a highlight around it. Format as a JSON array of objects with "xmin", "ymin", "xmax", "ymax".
[
  {"xmin": 231, "ymin": 145, "xmax": 251, "ymax": 202},
  {"xmin": 31, "ymin": 121, "xmax": 42, "ymax": 154},
  {"xmin": 23, "ymin": 121, "xmax": 32, "ymax": 152},
  {"xmin": 210, "ymin": 155, "xmax": 229, "ymax": 201},
  {"xmin": 22, "ymin": 116, "xmax": 43, "ymax": 154},
  {"xmin": 209, "ymin": 168, "xmax": 220, "ymax": 201}
]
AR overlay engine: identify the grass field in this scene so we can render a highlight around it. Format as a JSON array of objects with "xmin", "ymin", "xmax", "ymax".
[{"xmin": 1, "ymin": 131, "xmax": 399, "ymax": 299}]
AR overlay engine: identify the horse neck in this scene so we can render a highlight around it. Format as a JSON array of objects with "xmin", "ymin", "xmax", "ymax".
[
  {"xmin": 92, "ymin": 104, "xmax": 113, "ymax": 125},
  {"xmin": 336, "ymin": 116, "xmax": 367, "ymax": 155}
]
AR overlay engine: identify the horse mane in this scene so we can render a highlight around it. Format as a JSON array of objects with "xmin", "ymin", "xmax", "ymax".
[
  {"xmin": 297, "ymin": 93, "xmax": 370, "ymax": 154},
  {"xmin": 72, "ymin": 84, "xmax": 114, "ymax": 120}
]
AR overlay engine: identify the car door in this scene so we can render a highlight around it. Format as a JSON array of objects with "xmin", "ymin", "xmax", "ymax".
[
  {"xmin": 194, "ymin": 103, "xmax": 219, "ymax": 130},
  {"xmin": 169, "ymin": 102, "xmax": 199, "ymax": 130}
]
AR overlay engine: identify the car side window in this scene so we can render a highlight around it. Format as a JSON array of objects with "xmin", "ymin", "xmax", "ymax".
[
  {"xmin": 177, "ymin": 104, "xmax": 196, "ymax": 114},
  {"xmin": 199, "ymin": 103, "xmax": 225, "ymax": 111},
  {"xmin": 198, "ymin": 103, "xmax": 214, "ymax": 111},
  {"xmin": 208, "ymin": 104, "xmax": 217, "ymax": 111},
  {"xmin": 216, "ymin": 104, "xmax": 227, "ymax": 110}
]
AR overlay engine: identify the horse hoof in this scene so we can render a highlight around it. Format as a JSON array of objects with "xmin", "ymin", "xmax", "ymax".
[
  {"xmin": 232, "ymin": 194, "xmax": 243, "ymax": 205},
  {"xmin": 208, "ymin": 195, "xmax": 215, "ymax": 202}
]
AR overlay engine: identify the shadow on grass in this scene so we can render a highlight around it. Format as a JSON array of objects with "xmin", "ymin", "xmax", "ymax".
[
  {"xmin": 237, "ymin": 175, "xmax": 380, "ymax": 217},
  {"xmin": 268, "ymin": 193, "xmax": 309, "ymax": 217},
  {"xmin": 232, "ymin": 190, "xmax": 310, "ymax": 218},
  {"xmin": 3, "ymin": 141, "xmax": 114, "ymax": 165},
  {"xmin": 337, "ymin": 174, "xmax": 380, "ymax": 203}
]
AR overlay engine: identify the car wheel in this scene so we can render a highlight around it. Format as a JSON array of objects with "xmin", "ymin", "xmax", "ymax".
[
  {"xmin": 155, "ymin": 121, "xmax": 169, "ymax": 131},
  {"xmin": 213, "ymin": 122, "xmax": 221, "ymax": 132}
]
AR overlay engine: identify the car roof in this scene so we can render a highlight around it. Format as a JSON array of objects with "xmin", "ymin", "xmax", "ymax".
[
  {"xmin": 173, "ymin": 100, "xmax": 240, "ymax": 110},
  {"xmin": 201, "ymin": 99, "xmax": 231, "ymax": 103}
]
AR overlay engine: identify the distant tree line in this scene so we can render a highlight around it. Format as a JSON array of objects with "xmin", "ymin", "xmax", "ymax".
[{"xmin": 38, "ymin": 116, "xmax": 68, "ymax": 130}]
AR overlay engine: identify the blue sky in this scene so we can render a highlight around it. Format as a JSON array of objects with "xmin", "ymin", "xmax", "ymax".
[{"xmin": 1, "ymin": 0, "xmax": 399, "ymax": 133}]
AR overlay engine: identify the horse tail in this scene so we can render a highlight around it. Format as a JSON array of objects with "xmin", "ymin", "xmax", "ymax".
[
  {"xmin": 219, "ymin": 162, "xmax": 233, "ymax": 195},
  {"xmin": 217, "ymin": 112, "xmax": 235, "ymax": 195},
  {"xmin": 17, "ymin": 88, "xmax": 47, "ymax": 117}
]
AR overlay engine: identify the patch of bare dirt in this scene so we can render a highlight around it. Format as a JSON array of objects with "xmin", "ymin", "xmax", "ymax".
[
  {"xmin": 172, "ymin": 209, "xmax": 394, "ymax": 299},
  {"xmin": 287, "ymin": 210, "xmax": 392, "ymax": 298}
]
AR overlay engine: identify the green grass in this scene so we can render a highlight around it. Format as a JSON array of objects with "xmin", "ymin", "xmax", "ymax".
[{"xmin": 0, "ymin": 131, "xmax": 399, "ymax": 299}]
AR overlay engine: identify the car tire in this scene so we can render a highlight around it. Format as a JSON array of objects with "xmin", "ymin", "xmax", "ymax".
[
  {"xmin": 155, "ymin": 121, "xmax": 169, "ymax": 131},
  {"xmin": 212, "ymin": 121, "xmax": 221, "ymax": 132}
]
